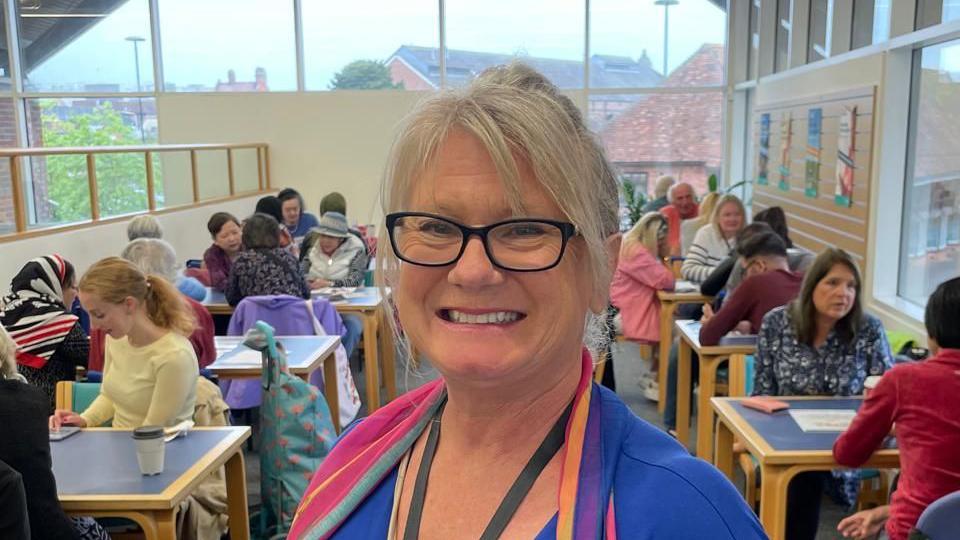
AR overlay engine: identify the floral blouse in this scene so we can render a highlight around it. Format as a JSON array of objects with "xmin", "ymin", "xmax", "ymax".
[
  {"xmin": 225, "ymin": 247, "xmax": 310, "ymax": 306},
  {"xmin": 753, "ymin": 306, "xmax": 892, "ymax": 397}
]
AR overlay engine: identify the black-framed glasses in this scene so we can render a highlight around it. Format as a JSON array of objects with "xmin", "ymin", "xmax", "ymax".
[{"xmin": 386, "ymin": 212, "xmax": 578, "ymax": 272}]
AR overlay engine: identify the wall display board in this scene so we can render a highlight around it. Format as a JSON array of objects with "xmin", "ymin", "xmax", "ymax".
[{"xmin": 751, "ymin": 87, "xmax": 876, "ymax": 263}]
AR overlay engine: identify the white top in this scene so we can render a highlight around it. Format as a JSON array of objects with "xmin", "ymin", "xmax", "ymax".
[{"xmin": 681, "ymin": 224, "xmax": 735, "ymax": 284}]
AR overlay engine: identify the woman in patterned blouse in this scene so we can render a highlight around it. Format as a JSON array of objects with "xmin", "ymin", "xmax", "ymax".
[
  {"xmin": 754, "ymin": 247, "xmax": 893, "ymax": 540},
  {"xmin": 225, "ymin": 213, "xmax": 310, "ymax": 306}
]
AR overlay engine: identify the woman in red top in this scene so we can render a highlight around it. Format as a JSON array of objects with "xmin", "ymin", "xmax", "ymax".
[{"xmin": 833, "ymin": 276, "xmax": 960, "ymax": 540}]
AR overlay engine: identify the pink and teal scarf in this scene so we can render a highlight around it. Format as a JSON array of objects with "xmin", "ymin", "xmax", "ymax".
[{"xmin": 288, "ymin": 349, "xmax": 616, "ymax": 539}]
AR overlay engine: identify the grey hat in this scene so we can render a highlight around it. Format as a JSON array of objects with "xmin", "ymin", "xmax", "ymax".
[{"xmin": 316, "ymin": 211, "xmax": 349, "ymax": 238}]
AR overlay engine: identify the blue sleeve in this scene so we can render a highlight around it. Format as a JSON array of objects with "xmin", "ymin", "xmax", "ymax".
[{"xmin": 176, "ymin": 276, "xmax": 207, "ymax": 301}]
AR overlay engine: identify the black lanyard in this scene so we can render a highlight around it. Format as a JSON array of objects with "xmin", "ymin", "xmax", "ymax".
[{"xmin": 402, "ymin": 399, "xmax": 574, "ymax": 540}]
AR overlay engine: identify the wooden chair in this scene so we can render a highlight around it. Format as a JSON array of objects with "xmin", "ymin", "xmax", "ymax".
[{"xmin": 594, "ymin": 334, "xmax": 652, "ymax": 383}]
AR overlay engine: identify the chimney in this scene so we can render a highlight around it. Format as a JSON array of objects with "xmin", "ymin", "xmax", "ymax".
[
  {"xmin": 255, "ymin": 67, "xmax": 267, "ymax": 91},
  {"xmin": 227, "ymin": 69, "xmax": 236, "ymax": 83}
]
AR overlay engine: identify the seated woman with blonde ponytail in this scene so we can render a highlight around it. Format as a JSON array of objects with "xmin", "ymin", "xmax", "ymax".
[{"xmin": 49, "ymin": 257, "xmax": 198, "ymax": 430}]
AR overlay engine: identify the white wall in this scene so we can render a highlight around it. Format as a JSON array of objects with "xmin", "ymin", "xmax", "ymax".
[
  {"xmin": 156, "ymin": 91, "xmax": 429, "ymax": 228},
  {"xmin": 0, "ymin": 195, "xmax": 263, "ymax": 288}
]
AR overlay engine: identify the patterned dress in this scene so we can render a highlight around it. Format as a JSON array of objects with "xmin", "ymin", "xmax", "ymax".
[{"xmin": 225, "ymin": 247, "xmax": 310, "ymax": 306}]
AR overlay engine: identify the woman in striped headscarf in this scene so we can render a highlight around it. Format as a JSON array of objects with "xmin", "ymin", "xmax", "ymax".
[{"xmin": 0, "ymin": 255, "xmax": 89, "ymax": 411}]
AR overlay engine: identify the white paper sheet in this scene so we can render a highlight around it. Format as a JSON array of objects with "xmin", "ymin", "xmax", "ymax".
[
  {"xmin": 674, "ymin": 279, "xmax": 698, "ymax": 293},
  {"xmin": 788, "ymin": 409, "xmax": 857, "ymax": 432},
  {"xmin": 217, "ymin": 349, "xmax": 263, "ymax": 366}
]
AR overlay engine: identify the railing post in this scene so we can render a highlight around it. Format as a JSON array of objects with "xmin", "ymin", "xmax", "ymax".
[
  {"xmin": 263, "ymin": 145, "xmax": 271, "ymax": 189},
  {"xmin": 256, "ymin": 146, "xmax": 264, "ymax": 191},
  {"xmin": 9, "ymin": 155, "xmax": 26, "ymax": 233},
  {"xmin": 145, "ymin": 151, "xmax": 156, "ymax": 211},
  {"xmin": 190, "ymin": 149, "xmax": 200, "ymax": 203},
  {"xmin": 226, "ymin": 148, "xmax": 235, "ymax": 196},
  {"xmin": 86, "ymin": 153, "xmax": 100, "ymax": 221}
]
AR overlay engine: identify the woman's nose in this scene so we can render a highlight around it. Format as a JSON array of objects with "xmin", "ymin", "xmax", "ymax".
[{"xmin": 447, "ymin": 237, "xmax": 503, "ymax": 287}]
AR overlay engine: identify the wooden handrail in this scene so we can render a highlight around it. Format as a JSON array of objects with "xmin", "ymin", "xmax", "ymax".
[{"xmin": 1, "ymin": 142, "xmax": 270, "ymax": 238}]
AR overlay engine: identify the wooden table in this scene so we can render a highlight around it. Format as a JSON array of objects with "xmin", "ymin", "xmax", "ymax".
[
  {"xmin": 201, "ymin": 287, "xmax": 398, "ymax": 412},
  {"xmin": 674, "ymin": 319, "xmax": 756, "ymax": 460},
  {"xmin": 655, "ymin": 288, "xmax": 712, "ymax": 412},
  {"xmin": 209, "ymin": 336, "xmax": 341, "ymax": 432},
  {"xmin": 53, "ymin": 426, "xmax": 252, "ymax": 540},
  {"xmin": 712, "ymin": 397, "xmax": 899, "ymax": 540}
]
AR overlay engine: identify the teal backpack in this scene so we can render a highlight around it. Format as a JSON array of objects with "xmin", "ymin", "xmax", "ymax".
[{"xmin": 243, "ymin": 321, "xmax": 336, "ymax": 538}]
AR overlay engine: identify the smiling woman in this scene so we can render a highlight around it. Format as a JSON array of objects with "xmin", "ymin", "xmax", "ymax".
[{"xmin": 288, "ymin": 63, "xmax": 765, "ymax": 540}]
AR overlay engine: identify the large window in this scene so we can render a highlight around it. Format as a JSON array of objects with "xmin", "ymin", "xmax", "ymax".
[
  {"xmin": 851, "ymin": 0, "xmax": 890, "ymax": 50},
  {"xmin": 748, "ymin": 0, "xmax": 761, "ymax": 80},
  {"xmin": 302, "ymin": 0, "xmax": 438, "ymax": 90},
  {"xmin": 807, "ymin": 0, "xmax": 830, "ymax": 63},
  {"xmin": 775, "ymin": 0, "xmax": 792, "ymax": 72},
  {"xmin": 158, "ymin": 0, "xmax": 296, "ymax": 91},
  {"xmin": 899, "ymin": 38, "xmax": 960, "ymax": 306},
  {"xmin": 916, "ymin": 0, "xmax": 960, "ymax": 31},
  {"xmin": 18, "ymin": 1, "xmax": 154, "ymax": 92}
]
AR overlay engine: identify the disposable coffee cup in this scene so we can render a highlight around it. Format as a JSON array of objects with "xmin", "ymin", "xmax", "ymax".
[
  {"xmin": 132, "ymin": 426, "xmax": 166, "ymax": 475},
  {"xmin": 863, "ymin": 375, "xmax": 882, "ymax": 398}
]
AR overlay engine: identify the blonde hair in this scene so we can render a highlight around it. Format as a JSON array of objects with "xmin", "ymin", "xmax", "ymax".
[
  {"xmin": 691, "ymin": 191, "xmax": 720, "ymax": 230},
  {"xmin": 622, "ymin": 212, "xmax": 666, "ymax": 259},
  {"xmin": 653, "ymin": 175, "xmax": 676, "ymax": 199},
  {"xmin": 376, "ymin": 63, "xmax": 619, "ymax": 358},
  {"xmin": 711, "ymin": 194, "xmax": 746, "ymax": 236},
  {"xmin": 0, "ymin": 324, "xmax": 17, "ymax": 380},
  {"xmin": 79, "ymin": 257, "xmax": 194, "ymax": 336}
]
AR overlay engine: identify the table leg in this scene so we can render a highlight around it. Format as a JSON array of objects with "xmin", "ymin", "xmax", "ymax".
[
  {"xmin": 657, "ymin": 301, "xmax": 677, "ymax": 413},
  {"xmin": 362, "ymin": 311, "xmax": 381, "ymax": 412},
  {"xmin": 225, "ymin": 448, "xmax": 251, "ymax": 540},
  {"xmin": 676, "ymin": 337, "xmax": 691, "ymax": 446},
  {"xmin": 696, "ymin": 355, "xmax": 720, "ymax": 461},
  {"xmin": 728, "ymin": 353, "xmax": 747, "ymax": 397},
  {"xmin": 153, "ymin": 510, "xmax": 176, "ymax": 540},
  {"xmin": 759, "ymin": 465, "xmax": 791, "ymax": 540},
  {"xmin": 714, "ymin": 417, "xmax": 735, "ymax": 480},
  {"xmin": 322, "ymin": 351, "xmax": 341, "ymax": 434},
  {"xmin": 377, "ymin": 307, "xmax": 397, "ymax": 402}
]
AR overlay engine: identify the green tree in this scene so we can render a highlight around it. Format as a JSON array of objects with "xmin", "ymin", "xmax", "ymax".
[
  {"xmin": 329, "ymin": 60, "xmax": 404, "ymax": 90},
  {"xmin": 40, "ymin": 102, "xmax": 159, "ymax": 223}
]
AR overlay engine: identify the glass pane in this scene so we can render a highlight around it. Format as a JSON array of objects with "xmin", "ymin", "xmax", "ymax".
[
  {"xmin": 159, "ymin": 0, "xmax": 296, "ymax": 91},
  {"xmin": 775, "ymin": 0, "xmax": 791, "ymax": 72},
  {"xmin": 807, "ymin": 0, "xmax": 829, "ymax": 63},
  {"xmin": 0, "ymin": 5, "xmax": 11, "ymax": 90},
  {"xmin": 748, "ymin": 0, "xmax": 760, "ymax": 80},
  {"xmin": 196, "ymin": 150, "xmax": 229, "ymax": 200},
  {"xmin": 302, "ymin": 0, "xmax": 438, "ymax": 90},
  {"xmin": 18, "ymin": 0, "xmax": 154, "ymax": 92},
  {"xmin": 591, "ymin": 0, "xmax": 725, "ymax": 88},
  {"xmin": 93, "ymin": 152, "xmax": 149, "ymax": 218},
  {"xmin": 154, "ymin": 151, "xmax": 193, "ymax": 208},
  {"xmin": 27, "ymin": 154, "xmax": 92, "ymax": 227},
  {"xmin": 446, "ymin": 0, "xmax": 584, "ymax": 89},
  {"xmin": 899, "ymin": 39, "xmax": 960, "ymax": 306},
  {"xmin": 851, "ymin": 0, "xmax": 891, "ymax": 49},
  {"xmin": 916, "ymin": 0, "xmax": 960, "ymax": 30},
  {"xmin": 25, "ymin": 97, "xmax": 157, "ymax": 146},
  {"xmin": 0, "ymin": 158, "xmax": 14, "ymax": 235},
  {"xmin": 232, "ymin": 148, "xmax": 261, "ymax": 193},
  {"xmin": 593, "ymin": 91, "xmax": 723, "ymax": 204}
]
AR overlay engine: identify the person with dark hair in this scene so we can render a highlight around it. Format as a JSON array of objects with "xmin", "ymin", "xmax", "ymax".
[
  {"xmin": 319, "ymin": 191, "xmax": 347, "ymax": 216},
  {"xmin": 278, "ymin": 187, "xmax": 320, "ymax": 242},
  {"xmin": 754, "ymin": 247, "xmax": 892, "ymax": 540},
  {"xmin": 753, "ymin": 206, "xmax": 793, "ymax": 248},
  {"xmin": 698, "ymin": 231, "xmax": 804, "ymax": 345},
  {"xmin": 256, "ymin": 195, "xmax": 295, "ymax": 251},
  {"xmin": 225, "ymin": 213, "xmax": 309, "ymax": 306},
  {"xmin": 203, "ymin": 211, "xmax": 242, "ymax": 292},
  {"xmin": 834, "ymin": 276, "xmax": 960, "ymax": 540},
  {"xmin": 0, "ymin": 255, "xmax": 89, "ymax": 411}
]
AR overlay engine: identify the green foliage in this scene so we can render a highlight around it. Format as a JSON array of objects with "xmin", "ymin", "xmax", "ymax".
[
  {"xmin": 329, "ymin": 60, "xmax": 404, "ymax": 90},
  {"xmin": 708, "ymin": 174, "xmax": 718, "ymax": 193},
  {"xmin": 40, "ymin": 102, "xmax": 156, "ymax": 223},
  {"xmin": 620, "ymin": 177, "xmax": 648, "ymax": 227}
]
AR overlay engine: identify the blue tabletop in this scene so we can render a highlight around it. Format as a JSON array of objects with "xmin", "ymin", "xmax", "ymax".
[
  {"xmin": 52, "ymin": 429, "xmax": 232, "ymax": 496},
  {"xmin": 732, "ymin": 398, "xmax": 875, "ymax": 452},
  {"xmin": 212, "ymin": 335, "xmax": 337, "ymax": 370},
  {"xmin": 202, "ymin": 288, "xmax": 227, "ymax": 306}
]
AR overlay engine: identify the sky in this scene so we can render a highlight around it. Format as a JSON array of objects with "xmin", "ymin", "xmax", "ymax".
[{"xmin": 22, "ymin": 0, "xmax": 726, "ymax": 92}]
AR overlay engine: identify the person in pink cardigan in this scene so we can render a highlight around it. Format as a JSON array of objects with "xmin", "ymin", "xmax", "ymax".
[{"xmin": 610, "ymin": 212, "xmax": 675, "ymax": 397}]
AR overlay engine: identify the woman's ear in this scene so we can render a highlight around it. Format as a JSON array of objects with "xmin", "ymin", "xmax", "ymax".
[{"xmin": 589, "ymin": 233, "xmax": 621, "ymax": 314}]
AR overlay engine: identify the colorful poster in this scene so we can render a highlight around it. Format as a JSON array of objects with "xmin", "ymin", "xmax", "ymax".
[
  {"xmin": 835, "ymin": 105, "xmax": 858, "ymax": 207},
  {"xmin": 778, "ymin": 112, "xmax": 793, "ymax": 192},
  {"xmin": 757, "ymin": 113, "xmax": 771, "ymax": 185},
  {"xmin": 804, "ymin": 108, "xmax": 822, "ymax": 198}
]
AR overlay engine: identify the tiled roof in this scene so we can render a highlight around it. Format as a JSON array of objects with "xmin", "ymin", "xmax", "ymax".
[
  {"xmin": 599, "ymin": 44, "xmax": 724, "ymax": 166},
  {"xmin": 913, "ymin": 69, "xmax": 960, "ymax": 183},
  {"xmin": 387, "ymin": 45, "xmax": 663, "ymax": 89}
]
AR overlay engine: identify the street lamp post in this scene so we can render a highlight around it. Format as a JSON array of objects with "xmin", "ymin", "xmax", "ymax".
[
  {"xmin": 654, "ymin": 0, "xmax": 679, "ymax": 77},
  {"xmin": 126, "ymin": 36, "xmax": 146, "ymax": 142}
]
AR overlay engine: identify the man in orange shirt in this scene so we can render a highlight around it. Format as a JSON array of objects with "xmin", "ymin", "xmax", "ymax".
[{"xmin": 659, "ymin": 182, "xmax": 699, "ymax": 256}]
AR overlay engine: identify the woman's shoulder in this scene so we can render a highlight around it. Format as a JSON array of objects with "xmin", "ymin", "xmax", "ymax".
[
  {"xmin": 598, "ymin": 390, "xmax": 765, "ymax": 538},
  {"xmin": 761, "ymin": 305, "xmax": 790, "ymax": 326},
  {"xmin": 858, "ymin": 313, "xmax": 885, "ymax": 333}
]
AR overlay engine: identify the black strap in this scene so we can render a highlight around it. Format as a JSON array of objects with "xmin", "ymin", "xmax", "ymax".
[{"xmin": 402, "ymin": 399, "xmax": 573, "ymax": 540}]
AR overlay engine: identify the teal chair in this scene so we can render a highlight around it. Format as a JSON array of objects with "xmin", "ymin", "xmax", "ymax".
[{"xmin": 55, "ymin": 381, "xmax": 110, "ymax": 426}]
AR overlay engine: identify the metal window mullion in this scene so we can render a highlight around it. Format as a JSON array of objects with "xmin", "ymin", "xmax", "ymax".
[
  {"xmin": 5, "ymin": 0, "xmax": 37, "ymax": 226},
  {"xmin": 583, "ymin": 0, "xmax": 590, "ymax": 92},
  {"xmin": 896, "ymin": 48, "xmax": 925, "ymax": 298},
  {"xmin": 294, "ymin": 0, "xmax": 305, "ymax": 91},
  {"xmin": 149, "ymin": 0, "xmax": 164, "ymax": 93},
  {"xmin": 438, "ymin": 0, "xmax": 446, "ymax": 89}
]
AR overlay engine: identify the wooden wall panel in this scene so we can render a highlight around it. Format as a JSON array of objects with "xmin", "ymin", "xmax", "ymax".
[{"xmin": 751, "ymin": 87, "xmax": 876, "ymax": 263}]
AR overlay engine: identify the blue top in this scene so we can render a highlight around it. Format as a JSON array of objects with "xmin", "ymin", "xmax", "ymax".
[
  {"xmin": 331, "ymin": 385, "xmax": 767, "ymax": 539},
  {"xmin": 176, "ymin": 276, "xmax": 208, "ymax": 302},
  {"xmin": 290, "ymin": 213, "xmax": 321, "ymax": 242}
]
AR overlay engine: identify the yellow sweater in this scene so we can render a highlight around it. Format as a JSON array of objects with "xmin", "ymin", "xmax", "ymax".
[{"xmin": 81, "ymin": 332, "xmax": 198, "ymax": 429}]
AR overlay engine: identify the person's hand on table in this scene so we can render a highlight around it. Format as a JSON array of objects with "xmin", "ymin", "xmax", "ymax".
[
  {"xmin": 49, "ymin": 409, "xmax": 87, "ymax": 430},
  {"xmin": 700, "ymin": 303, "xmax": 714, "ymax": 324},
  {"xmin": 734, "ymin": 320, "xmax": 752, "ymax": 334},
  {"xmin": 837, "ymin": 505, "xmax": 889, "ymax": 539},
  {"xmin": 308, "ymin": 278, "xmax": 333, "ymax": 290}
]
